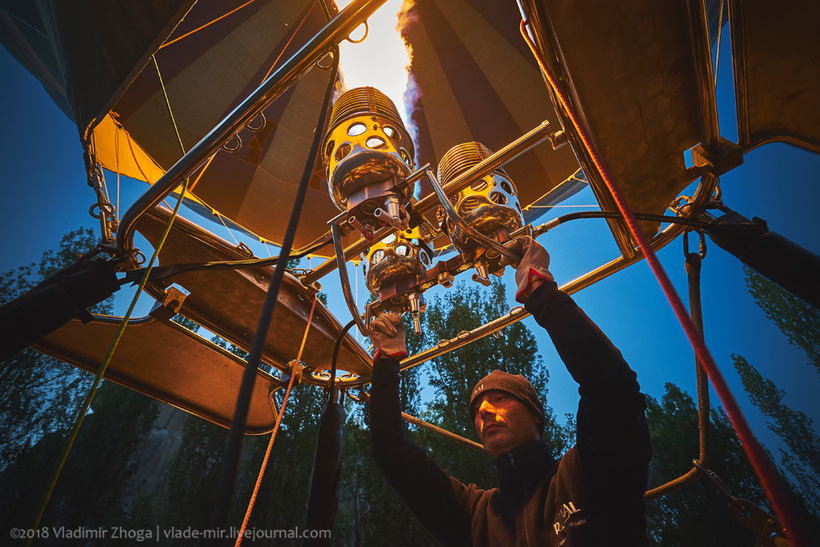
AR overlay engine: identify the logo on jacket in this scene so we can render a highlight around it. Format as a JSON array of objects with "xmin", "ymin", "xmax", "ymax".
[{"xmin": 553, "ymin": 501, "xmax": 587, "ymax": 542}]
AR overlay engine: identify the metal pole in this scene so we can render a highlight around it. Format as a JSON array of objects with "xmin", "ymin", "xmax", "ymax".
[
  {"xmin": 117, "ymin": 0, "xmax": 387, "ymax": 256},
  {"xmin": 302, "ymin": 120, "xmax": 554, "ymax": 285},
  {"xmin": 686, "ymin": 0, "xmax": 721, "ymax": 150}
]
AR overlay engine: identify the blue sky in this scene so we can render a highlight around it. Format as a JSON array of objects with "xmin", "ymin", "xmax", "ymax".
[{"xmin": 1, "ymin": 36, "xmax": 819, "ymax": 461}]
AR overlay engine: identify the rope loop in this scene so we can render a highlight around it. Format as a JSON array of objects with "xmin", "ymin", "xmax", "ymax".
[
  {"xmin": 234, "ymin": 296, "xmax": 318, "ymax": 546},
  {"xmin": 316, "ymin": 50, "xmax": 335, "ymax": 70}
]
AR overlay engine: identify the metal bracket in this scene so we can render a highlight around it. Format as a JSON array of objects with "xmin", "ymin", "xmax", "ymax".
[
  {"xmin": 283, "ymin": 359, "xmax": 305, "ymax": 386},
  {"xmin": 691, "ymin": 138, "xmax": 743, "ymax": 177},
  {"xmin": 148, "ymin": 285, "xmax": 189, "ymax": 322}
]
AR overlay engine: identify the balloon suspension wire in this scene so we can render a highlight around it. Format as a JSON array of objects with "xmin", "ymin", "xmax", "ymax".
[
  {"xmin": 160, "ymin": 0, "xmax": 262, "ymax": 49},
  {"xmin": 520, "ymin": 19, "xmax": 805, "ymax": 545},
  {"xmin": 211, "ymin": 42, "xmax": 340, "ymax": 529},
  {"xmin": 234, "ymin": 296, "xmax": 318, "ymax": 547},
  {"xmin": 28, "ymin": 55, "xmax": 190, "ymax": 539},
  {"xmin": 115, "ymin": 120, "xmax": 121, "ymax": 222}
]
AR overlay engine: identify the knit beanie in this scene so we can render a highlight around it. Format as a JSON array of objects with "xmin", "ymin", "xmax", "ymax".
[{"xmin": 470, "ymin": 370, "xmax": 545, "ymax": 434}]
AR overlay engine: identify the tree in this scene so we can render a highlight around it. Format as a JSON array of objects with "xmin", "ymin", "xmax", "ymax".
[
  {"xmin": 0, "ymin": 227, "xmax": 109, "ymax": 469},
  {"xmin": 333, "ymin": 280, "xmax": 570, "ymax": 545},
  {"xmin": 732, "ymin": 355, "xmax": 820, "ymax": 510},
  {"xmin": 739, "ymin": 267, "xmax": 820, "ymax": 513},
  {"xmin": 645, "ymin": 383, "xmax": 763, "ymax": 546},
  {"xmin": 645, "ymin": 381, "xmax": 820, "ymax": 545},
  {"xmin": 0, "ymin": 227, "xmax": 170, "ymax": 536},
  {"xmin": 744, "ymin": 266, "xmax": 820, "ymax": 376},
  {"xmin": 0, "ymin": 379, "xmax": 160, "ymax": 537},
  {"xmin": 416, "ymin": 281, "xmax": 568, "ymax": 485}
]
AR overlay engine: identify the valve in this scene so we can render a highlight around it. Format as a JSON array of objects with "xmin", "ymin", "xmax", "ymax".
[{"xmin": 437, "ymin": 142, "xmax": 525, "ymax": 284}]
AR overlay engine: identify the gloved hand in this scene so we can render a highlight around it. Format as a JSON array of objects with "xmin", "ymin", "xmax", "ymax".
[
  {"xmin": 369, "ymin": 312, "xmax": 408, "ymax": 361},
  {"xmin": 500, "ymin": 236, "xmax": 554, "ymax": 303}
]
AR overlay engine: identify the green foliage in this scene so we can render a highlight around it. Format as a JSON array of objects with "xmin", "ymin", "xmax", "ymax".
[
  {"xmin": 744, "ymin": 266, "xmax": 820, "ymax": 376},
  {"xmin": 739, "ymin": 264, "xmax": 820, "ymax": 530},
  {"xmin": 418, "ymin": 282, "xmax": 567, "ymax": 478},
  {"xmin": 0, "ymin": 227, "xmax": 108, "ymax": 469},
  {"xmin": 335, "ymin": 415, "xmax": 437, "ymax": 546},
  {"xmin": 0, "ymin": 382, "xmax": 158, "ymax": 534},
  {"xmin": 165, "ymin": 416, "xmax": 228, "ymax": 529},
  {"xmin": 22, "ymin": 232, "xmax": 820, "ymax": 545},
  {"xmin": 645, "ymin": 382, "xmax": 820, "ymax": 545},
  {"xmin": 645, "ymin": 383, "xmax": 762, "ymax": 545},
  {"xmin": 235, "ymin": 382, "xmax": 327, "ymax": 531},
  {"xmin": 732, "ymin": 354, "xmax": 820, "ymax": 510}
]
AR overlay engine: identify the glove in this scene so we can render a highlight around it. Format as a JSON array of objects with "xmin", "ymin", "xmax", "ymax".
[
  {"xmin": 500, "ymin": 236, "xmax": 554, "ymax": 303},
  {"xmin": 369, "ymin": 312, "xmax": 408, "ymax": 361}
]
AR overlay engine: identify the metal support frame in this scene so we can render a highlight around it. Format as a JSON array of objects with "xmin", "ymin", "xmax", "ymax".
[
  {"xmin": 726, "ymin": 0, "xmax": 748, "ymax": 145},
  {"xmin": 517, "ymin": 0, "xmax": 724, "ymax": 259},
  {"xmin": 352, "ymin": 391, "xmax": 485, "ymax": 452},
  {"xmin": 116, "ymin": 0, "xmax": 387, "ymax": 257},
  {"xmin": 302, "ymin": 120, "xmax": 556, "ymax": 285},
  {"xmin": 397, "ymin": 173, "xmax": 717, "ymax": 375},
  {"xmin": 422, "ymin": 168, "xmax": 521, "ymax": 263},
  {"xmin": 686, "ymin": 0, "xmax": 722, "ymax": 152},
  {"xmin": 516, "ymin": 0, "xmax": 637, "ymax": 258},
  {"xmin": 105, "ymin": 0, "xmax": 723, "ymax": 391}
]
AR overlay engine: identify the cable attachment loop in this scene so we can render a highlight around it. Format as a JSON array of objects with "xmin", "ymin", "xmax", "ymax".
[
  {"xmin": 89, "ymin": 201, "xmax": 116, "ymax": 220},
  {"xmin": 683, "ymin": 229, "xmax": 707, "ymax": 260},
  {"xmin": 246, "ymin": 112, "xmax": 266, "ymax": 132},
  {"xmin": 83, "ymin": 140, "xmax": 117, "ymax": 244}
]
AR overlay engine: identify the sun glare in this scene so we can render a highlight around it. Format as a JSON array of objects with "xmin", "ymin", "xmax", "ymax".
[{"xmin": 334, "ymin": 0, "xmax": 417, "ymax": 140}]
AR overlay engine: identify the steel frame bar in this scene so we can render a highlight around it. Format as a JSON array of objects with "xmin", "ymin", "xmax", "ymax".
[
  {"xmin": 330, "ymin": 221, "xmax": 370, "ymax": 336},
  {"xmin": 116, "ymin": 0, "xmax": 387, "ymax": 257},
  {"xmin": 353, "ymin": 391, "xmax": 485, "ymax": 452},
  {"xmin": 686, "ymin": 0, "xmax": 722, "ymax": 151},
  {"xmin": 397, "ymin": 173, "xmax": 717, "ymax": 375},
  {"xmin": 516, "ymin": 0, "xmax": 638, "ymax": 258},
  {"xmin": 302, "ymin": 120, "xmax": 555, "ymax": 285},
  {"xmin": 728, "ymin": 0, "xmax": 749, "ymax": 148}
]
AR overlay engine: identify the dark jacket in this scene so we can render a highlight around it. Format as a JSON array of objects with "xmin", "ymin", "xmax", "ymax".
[{"xmin": 370, "ymin": 281, "xmax": 652, "ymax": 546}]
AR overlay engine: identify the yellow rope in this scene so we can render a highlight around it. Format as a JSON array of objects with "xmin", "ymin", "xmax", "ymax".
[
  {"xmin": 235, "ymin": 296, "xmax": 319, "ymax": 546},
  {"xmin": 27, "ymin": 54, "xmax": 192, "ymax": 541},
  {"xmin": 27, "ymin": 181, "xmax": 188, "ymax": 543}
]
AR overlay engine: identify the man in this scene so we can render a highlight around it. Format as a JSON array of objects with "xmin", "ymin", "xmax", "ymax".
[{"xmin": 369, "ymin": 236, "xmax": 652, "ymax": 546}]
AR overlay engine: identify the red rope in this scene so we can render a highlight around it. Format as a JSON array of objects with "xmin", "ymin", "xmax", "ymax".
[
  {"xmin": 235, "ymin": 296, "xmax": 318, "ymax": 546},
  {"xmin": 520, "ymin": 20, "xmax": 806, "ymax": 546}
]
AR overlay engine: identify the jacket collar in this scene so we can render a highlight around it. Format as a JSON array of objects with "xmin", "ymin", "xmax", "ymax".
[{"xmin": 494, "ymin": 440, "xmax": 557, "ymax": 492}]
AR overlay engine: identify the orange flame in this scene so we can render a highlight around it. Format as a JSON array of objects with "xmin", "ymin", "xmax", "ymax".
[{"xmin": 334, "ymin": 0, "xmax": 420, "ymax": 156}]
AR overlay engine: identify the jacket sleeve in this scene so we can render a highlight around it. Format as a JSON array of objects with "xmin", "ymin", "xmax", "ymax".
[
  {"xmin": 370, "ymin": 357, "xmax": 474, "ymax": 546},
  {"xmin": 525, "ymin": 281, "xmax": 651, "ymax": 535}
]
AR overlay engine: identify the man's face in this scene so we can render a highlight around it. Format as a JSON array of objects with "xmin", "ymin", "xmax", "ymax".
[{"xmin": 472, "ymin": 390, "xmax": 540, "ymax": 457}]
